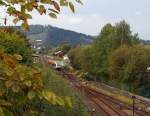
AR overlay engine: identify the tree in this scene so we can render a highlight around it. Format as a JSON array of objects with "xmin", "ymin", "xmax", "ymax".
[
  {"xmin": 68, "ymin": 45, "xmax": 82, "ymax": 69},
  {"xmin": 0, "ymin": 29, "xmax": 32, "ymax": 64},
  {"xmin": 108, "ymin": 45, "xmax": 150, "ymax": 97},
  {"xmin": 58, "ymin": 41, "xmax": 71, "ymax": 54},
  {"xmin": 123, "ymin": 45, "xmax": 150, "ymax": 95},
  {"xmin": 0, "ymin": 51, "xmax": 72, "ymax": 115},
  {"xmin": 69, "ymin": 21, "xmax": 140, "ymax": 81},
  {"xmin": 115, "ymin": 20, "xmax": 132, "ymax": 46},
  {"xmin": 0, "ymin": 0, "xmax": 83, "ymax": 29},
  {"xmin": 98, "ymin": 23, "xmax": 114, "ymax": 40},
  {"xmin": 108, "ymin": 45, "xmax": 130, "ymax": 81}
]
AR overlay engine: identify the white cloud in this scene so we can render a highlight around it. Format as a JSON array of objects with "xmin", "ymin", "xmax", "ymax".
[
  {"xmin": 28, "ymin": 13, "xmax": 103, "ymax": 35},
  {"xmin": 67, "ymin": 17, "xmax": 83, "ymax": 25},
  {"xmin": 135, "ymin": 11, "xmax": 142, "ymax": 16}
]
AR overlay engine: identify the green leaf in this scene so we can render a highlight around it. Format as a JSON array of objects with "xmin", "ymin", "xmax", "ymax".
[
  {"xmin": 2, "ymin": 108, "xmax": 13, "ymax": 116},
  {"xmin": 21, "ymin": 5, "xmax": 25, "ymax": 12},
  {"xmin": 0, "ymin": 0, "xmax": 7, "ymax": 6},
  {"xmin": 26, "ymin": 3, "xmax": 33, "ymax": 11},
  {"xmin": 0, "ymin": 99, "xmax": 12, "ymax": 106},
  {"xmin": 27, "ymin": 91, "xmax": 36, "ymax": 100},
  {"xmin": 7, "ymin": 7, "xmax": 16, "ymax": 14}
]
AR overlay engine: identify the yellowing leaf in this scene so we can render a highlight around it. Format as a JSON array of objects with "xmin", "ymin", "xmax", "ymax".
[
  {"xmin": 38, "ymin": 5, "xmax": 46, "ymax": 15},
  {"xmin": 48, "ymin": 8, "xmax": 59, "ymax": 14},
  {"xmin": 69, "ymin": 2, "xmax": 75, "ymax": 13},
  {"xmin": 0, "ymin": 107, "xmax": 4, "ymax": 116},
  {"xmin": 27, "ymin": 91, "xmax": 36, "ymax": 100},
  {"xmin": 25, "ymin": 14, "xmax": 32, "ymax": 19},
  {"xmin": 5, "ymin": 80, "xmax": 13, "ymax": 88},
  {"xmin": 41, "ymin": 0, "xmax": 52, "ymax": 4},
  {"xmin": 13, "ymin": 18, "xmax": 20, "ymax": 24},
  {"xmin": 49, "ymin": 12, "xmax": 57, "ymax": 19},
  {"xmin": 24, "ymin": 80, "xmax": 32, "ymax": 87},
  {"xmin": 12, "ymin": 85, "xmax": 20, "ymax": 93},
  {"xmin": 52, "ymin": 1, "xmax": 60, "ymax": 12},
  {"xmin": 75, "ymin": 0, "xmax": 83, "ymax": 5},
  {"xmin": 4, "ymin": 67, "xmax": 14, "ymax": 76},
  {"xmin": 51, "ymin": 93, "xmax": 56, "ymax": 105},
  {"xmin": 14, "ymin": 54, "xmax": 23, "ymax": 61},
  {"xmin": 42, "ymin": 90, "xmax": 53, "ymax": 102},
  {"xmin": 60, "ymin": 0, "xmax": 68, "ymax": 6},
  {"xmin": 55, "ymin": 97, "xmax": 65, "ymax": 106},
  {"xmin": 26, "ymin": 3, "xmax": 33, "ymax": 11},
  {"xmin": 21, "ymin": 23, "xmax": 29, "ymax": 30},
  {"xmin": 65, "ymin": 97, "xmax": 72, "ymax": 108}
]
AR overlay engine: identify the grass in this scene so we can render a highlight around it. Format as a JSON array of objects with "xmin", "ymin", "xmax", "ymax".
[
  {"xmin": 32, "ymin": 60, "xmax": 89, "ymax": 116},
  {"xmin": 41, "ymin": 68, "xmax": 89, "ymax": 116}
]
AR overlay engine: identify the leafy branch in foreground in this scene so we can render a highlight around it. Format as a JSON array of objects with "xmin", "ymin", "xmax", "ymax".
[
  {"xmin": 0, "ymin": 51, "xmax": 72, "ymax": 115},
  {"xmin": 0, "ymin": 0, "xmax": 83, "ymax": 29}
]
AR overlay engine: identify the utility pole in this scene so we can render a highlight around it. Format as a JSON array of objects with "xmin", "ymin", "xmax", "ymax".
[{"xmin": 132, "ymin": 95, "xmax": 136, "ymax": 116}]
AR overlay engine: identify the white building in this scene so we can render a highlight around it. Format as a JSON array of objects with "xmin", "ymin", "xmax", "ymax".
[{"xmin": 33, "ymin": 39, "xmax": 43, "ymax": 54}]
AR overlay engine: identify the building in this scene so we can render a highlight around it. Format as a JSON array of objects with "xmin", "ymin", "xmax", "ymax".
[{"xmin": 32, "ymin": 39, "xmax": 43, "ymax": 54}]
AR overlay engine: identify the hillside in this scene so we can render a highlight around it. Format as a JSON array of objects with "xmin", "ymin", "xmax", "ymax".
[
  {"xmin": 140, "ymin": 40, "xmax": 150, "ymax": 45},
  {"xmin": 22, "ymin": 25, "xmax": 92, "ymax": 48}
]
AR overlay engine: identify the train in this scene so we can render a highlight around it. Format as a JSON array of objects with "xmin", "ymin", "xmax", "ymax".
[{"xmin": 47, "ymin": 59, "xmax": 65, "ymax": 69}]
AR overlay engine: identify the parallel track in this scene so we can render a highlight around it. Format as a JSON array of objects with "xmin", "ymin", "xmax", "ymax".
[
  {"xmin": 58, "ymin": 70, "xmax": 150, "ymax": 116},
  {"xmin": 59, "ymin": 71, "xmax": 128, "ymax": 116}
]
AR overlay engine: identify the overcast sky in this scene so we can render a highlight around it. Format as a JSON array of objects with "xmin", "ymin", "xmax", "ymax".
[{"xmin": 1, "ymin": 0, "xmax": 150, "ymax": 40}]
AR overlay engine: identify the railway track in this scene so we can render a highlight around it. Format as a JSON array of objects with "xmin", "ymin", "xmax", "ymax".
[
  {"xmin": 85, "ymin": 88, "xmax": 125, "ymax": 116},
  {"xmin": 58, "ymin": 70, "xmax": 150, "ymax": 116},
  {"xmin": 85, "ymin": 86, "xmax": 150, "ymax": 116},
  {"xmin": 41, "ymin": 55, "xmax": 150, "ymax": 116}
]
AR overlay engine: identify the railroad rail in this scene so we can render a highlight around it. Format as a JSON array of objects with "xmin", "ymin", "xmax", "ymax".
[{"xmin": 58, "ymin": 70, "xmax": 150, "ymax": 116}]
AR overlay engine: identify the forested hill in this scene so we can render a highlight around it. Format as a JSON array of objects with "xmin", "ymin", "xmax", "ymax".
[
  {"xmin": 21, "ymin": 25, "xmax": 92, "ymax": 48},
  {"xmin": 140, "ymin": 40, "xmax": 150, "ymax": 45}
]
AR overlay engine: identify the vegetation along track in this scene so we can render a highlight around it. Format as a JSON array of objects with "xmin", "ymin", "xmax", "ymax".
[{"xmin": 58, "ymin": 70, "xmax": 150, "ymax": 116}]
